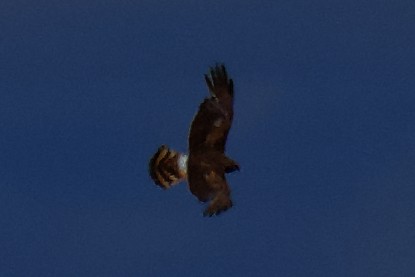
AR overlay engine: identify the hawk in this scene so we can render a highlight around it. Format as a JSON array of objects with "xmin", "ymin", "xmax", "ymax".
[{"xmin": 148, "ymin": 65, "xmax": 239, "ymax": 216}]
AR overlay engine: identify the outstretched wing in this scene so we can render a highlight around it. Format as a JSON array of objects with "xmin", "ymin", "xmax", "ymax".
[
  {"xmin": 187, "ymin": 65, "xmax": 238, "ymax": 216},
  {"xmin": 148, "ymin": 145, "xmax": 188, "ymax": 189},
  {"xmin": 188, "ymin": 65, "xmax": 234, "ymax": 153}
]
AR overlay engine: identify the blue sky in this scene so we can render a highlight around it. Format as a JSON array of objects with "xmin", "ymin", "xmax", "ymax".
[{"xmin": 1, "ymin": 1, "xmax": 414, "ymax": 276}]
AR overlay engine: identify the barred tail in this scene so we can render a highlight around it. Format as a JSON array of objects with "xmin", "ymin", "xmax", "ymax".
[{"xmin": 148, "ymin": 145, "xmax": 188, "ymax": 189}]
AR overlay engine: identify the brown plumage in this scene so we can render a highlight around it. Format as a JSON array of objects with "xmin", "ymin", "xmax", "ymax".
[
  {"xmin": 148, "ymin": 145, "xmax": 187, "ymax": 189},
  {"xmin": 148, "ymin": 65, "xmax": 239, "ymax": 216}
]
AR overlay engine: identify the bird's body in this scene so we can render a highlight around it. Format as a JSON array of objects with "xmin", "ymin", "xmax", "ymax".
[{"xmin": 149, "ymin": 65, "xmax": 239, "ymax": 216}]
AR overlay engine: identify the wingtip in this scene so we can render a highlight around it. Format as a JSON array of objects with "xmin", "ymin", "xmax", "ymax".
[
  {"xmin": 204, "ymin": 74, "xmax": 214, "ymax": 93},
  {"xmin": 204, "ymin": 63, "xmax": 232, "ymax": 98}
]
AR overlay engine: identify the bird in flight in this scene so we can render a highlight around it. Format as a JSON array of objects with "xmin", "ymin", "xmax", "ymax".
[{"xmin": 149, "ymin": 64, "xmax": 239, "ymax": 216}]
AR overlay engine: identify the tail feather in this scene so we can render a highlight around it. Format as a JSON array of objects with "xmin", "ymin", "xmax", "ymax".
[{"xmin": 148, "ymin": 145, "xmax": 187, "ymax": 189}]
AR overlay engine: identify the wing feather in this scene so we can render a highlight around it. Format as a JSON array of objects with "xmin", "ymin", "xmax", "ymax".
[
  {"xmin": 188, "ymin": 65, "xmax": 234, "ymax": 153},
  {"xmin": 187, "ymin": 65, "xmax": 237, "ymax": 216}
]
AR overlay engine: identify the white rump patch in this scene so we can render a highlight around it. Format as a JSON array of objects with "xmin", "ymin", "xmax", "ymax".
[{"xmin": 178, "ymin": 154, "xmax": 188, "ymax": 174}]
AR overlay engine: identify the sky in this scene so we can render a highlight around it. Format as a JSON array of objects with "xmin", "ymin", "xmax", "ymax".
[{"xmin": 1, "ymin": 1, "xmax": 414, "ymax": 276}]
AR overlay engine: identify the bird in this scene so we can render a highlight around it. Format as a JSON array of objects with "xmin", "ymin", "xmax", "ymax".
[{"xmin": 148, "ymin": 64, "xmax": 239, "ymax": 216}]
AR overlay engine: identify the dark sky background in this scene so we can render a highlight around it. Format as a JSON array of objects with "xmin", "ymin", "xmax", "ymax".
[{"xmin": 1, "ymin": 1, "xmax": 414, "ymax": 276}]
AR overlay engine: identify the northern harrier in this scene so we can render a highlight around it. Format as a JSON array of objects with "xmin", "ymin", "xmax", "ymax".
[{"xmin": 149, "ymin": 65, "xmax": 239, "ymax": 216}]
